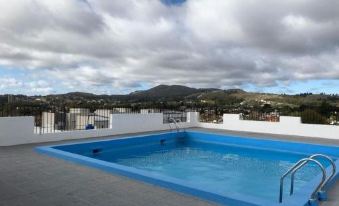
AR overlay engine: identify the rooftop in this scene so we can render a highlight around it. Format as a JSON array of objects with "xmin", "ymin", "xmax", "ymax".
[{"xmin": 1, "ymin": 129, "xmax": 338, "ymax": 206}]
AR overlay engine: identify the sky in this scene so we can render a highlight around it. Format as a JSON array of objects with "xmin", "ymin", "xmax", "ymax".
[{"xmin": 0, "ymin": 0, "xmax": 338, "ymax": 95}]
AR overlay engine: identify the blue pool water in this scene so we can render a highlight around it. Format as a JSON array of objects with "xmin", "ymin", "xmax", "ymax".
[
  {"xmin": 37, "ymin": 131, "xmax": 339, "ymax": 206},
  {"xmin": 85, "ymin": 140, "xmax": 320, "ymax": 201}
]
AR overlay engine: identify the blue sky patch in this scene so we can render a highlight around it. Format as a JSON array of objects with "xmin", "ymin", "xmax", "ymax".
[{"xmin": 161, "ymin": 0, "xmax": 186, "ymax": 6}]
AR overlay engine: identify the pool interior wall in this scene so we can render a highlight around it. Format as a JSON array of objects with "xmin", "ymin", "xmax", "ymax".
[{"xmin": 36, "ymin": 131, "xmax": 339, "ymax": 206}]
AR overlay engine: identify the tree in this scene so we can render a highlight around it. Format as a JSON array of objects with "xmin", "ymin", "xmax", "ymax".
[
  {"xmin": 301, "ymin": 109, "xmax": 328, "ymax": 124},
  {"xmin": 319, "ymin": 100, "xmax": 332, "ymax": 117}
]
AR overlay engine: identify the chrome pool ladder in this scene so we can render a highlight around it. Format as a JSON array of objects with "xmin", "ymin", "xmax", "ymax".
[
  {"xmin": 168, "ymin": 118, "xmax": 185, "ymax": 133},
  {"xmin": 279, "ymin": 154, "xmax": 336, "ymax": 204}
]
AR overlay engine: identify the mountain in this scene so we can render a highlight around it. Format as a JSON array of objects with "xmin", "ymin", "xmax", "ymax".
[
  {"xmin": 130, "ymin": 85, "xmax": 219, "ymax": 98},
  {"xmin": 0, "ymin": 85, "xmax": 338, "ymax": 109}
]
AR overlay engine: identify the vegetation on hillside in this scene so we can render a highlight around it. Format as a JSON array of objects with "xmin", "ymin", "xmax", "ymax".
[{"xmin": 0, "ymin": 85, "xmax": 338, "ymax": 125}]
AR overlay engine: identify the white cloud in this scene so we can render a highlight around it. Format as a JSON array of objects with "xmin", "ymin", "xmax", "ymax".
[
  {"xmin": 0, "ymin": 0, "xmax": 338, "ymax": 94},
  {"xmin": 185, "ymin": 0, "xmax": 244, "ymax": 42},
  {"xmin": 282, "ymin": 15, "xmax": 309, "ymax": 29},
  {"xmin": 0, "ymin": 78, "xmax": 54, "ymax": 95},
  {"xmin": 0, "ymin": 77, "xmax": 23, "ymax": 89}
]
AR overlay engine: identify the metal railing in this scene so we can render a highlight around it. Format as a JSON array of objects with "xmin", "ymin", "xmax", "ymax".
[
  {"xmin": 168, "ymin": 118, "xmax": 180, "ymax": 133},
  {"xmin": 0, "ymin": 105, "xmax": 189, "ymax": 134},
  {"xmin": 240, "ymin": 112, "xmax": 280, "ymax": 122},
  {"xmin": 163, "ymin": 111, "xmax": 187, "ymax": 123},
  {"xmin": 168, "ymin": 117, "xmax": 185, "ymax": 133},
  {"xmin": 300, "ymin": 110, "xmax": 339, "ymax": 125},
  {"xmin": 199, "ymin": 109, "xmax": 224, "ymax": 124},
  {"xmin": 1, "ymin": 104, "xmax": 338, "ymax": 134},
  {"xmin": 279, "ymin": 154, "xmax": 336, "ymax": 204},
  {"xmin": 279, "ymin": 158, "xmax": 326, "ymax": 203},
  {"xmin": 34, "ymin": 108, "xmax": 115, "ymax": 134},
  {"xmin": 290, "ymin": 154, "xmax": 336, "ymax": 196}
]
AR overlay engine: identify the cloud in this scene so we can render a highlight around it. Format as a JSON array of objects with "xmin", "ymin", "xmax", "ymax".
[
  {"xmin": 0, "ymin": 77, "xmax": 53, "ymax": 95},
  {"xmin": 0, "ymin": 0, "xmax": 338, "ymax": 94},
  {"xmin": 0, "ymin": 77, "xmax": 23, "ymax": 89}
]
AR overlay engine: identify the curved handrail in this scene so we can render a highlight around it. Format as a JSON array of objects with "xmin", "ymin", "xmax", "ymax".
[
  {"xmin": 280, "ymin": 159, "xmax": 306, "ymax": 203},
  {"xmin": 169, "ymin": 117, "xmax": 180, "ymax": 132},
  {"xmin": 169, "ymin": 122, "xmax": 179, "ymax": 132},
  {"xmin": 168, "ymin": 121, "xmax": 174, "ymax": 132},
  {"xmin": 309, "ymin": 154, "xmax": 336, "ymax": 189},
  {"xmin": 290, "ymin": 154, "xmax": 336, "ymax": 195},
  {"xmin": 174, "ymin": 118, "xmax": 185, "ymax": 132},
  {"xmin": 279, "ymin": 158, "xmax": 326, "ymax": 203}
]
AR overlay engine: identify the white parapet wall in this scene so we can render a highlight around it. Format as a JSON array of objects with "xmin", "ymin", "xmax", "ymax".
[
  {"xmin": 0, "ymin": 112, "xmax": 199, "ymax": 146},
  {"xmin": 198, "ymin": 114, "xmax": 339, "ymax": 140},
  {"xmin": 110, "ymin": 112, "xmax": 197, "ymax": 134},
  {"xmin": 1, "ymin": 112, "xmax": 338, "ymax": 146},
  {"xmin": 0, "ymin": 116, "xmax": 34, "ymax": 146}
]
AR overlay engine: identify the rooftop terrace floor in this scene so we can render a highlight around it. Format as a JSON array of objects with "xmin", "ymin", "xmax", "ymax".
[{"xmin": 0, "ymin": 128, "xmax": 338, "ymax": 206}]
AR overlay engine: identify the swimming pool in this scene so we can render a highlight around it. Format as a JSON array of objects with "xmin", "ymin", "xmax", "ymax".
[{"xmin": 36, "ymin": 131, "xmax": 339, "ymax": 206}]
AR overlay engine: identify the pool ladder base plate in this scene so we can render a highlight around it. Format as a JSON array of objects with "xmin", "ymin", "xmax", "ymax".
[{"xmin": 308, "ymin": 198, "xmax": 319, "ymax": 206}]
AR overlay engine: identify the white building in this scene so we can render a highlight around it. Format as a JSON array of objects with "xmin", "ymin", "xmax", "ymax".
[
  {"xmin": 140, "ymin": 109, "xmax": 159, "ymax": 114},
  {"xmin": 112, "ymin": 108, "xmax": 132, "ymax": 113}
]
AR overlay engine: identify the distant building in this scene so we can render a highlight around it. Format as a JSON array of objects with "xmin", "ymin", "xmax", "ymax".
[
  {"xmin": 67, "ymin": 108, "xmax": 90, "ymax": 130},
  {"xmin": 37, "ymin": 108, "xmax": 115, "ymax": 132},
  {"xmin": 41, "ymin": 112, "xmax": 55, "ymax": 131},
  {"xmin": 112, "ymin": 108, "xmax": 132, "ymax": 113},
  {"xmin": 94, "ymin": 109, "xmax": 112, "ymax": 129},
  {"xmin": 69, "ymin": 108, "xmax": 90, "ymax": 115},
  {"xmin": 40, "ymin": 112, "xmax": 68, "ymax": 131},
  {"xmin": 74, "ymin": 115, "xmax": 94, "ymax": 130},
  {"xmin": 140, "ymin": 109, "xmax": 158, "ymax": 114},
  {"xmin": 95, "ymin": 109, "xmax": 112, "ymax": 117}
]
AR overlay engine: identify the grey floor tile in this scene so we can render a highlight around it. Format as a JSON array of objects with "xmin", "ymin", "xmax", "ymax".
[{"xmin": 0, "ymin": 195, "xmax": 38, "ymax": 206}]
